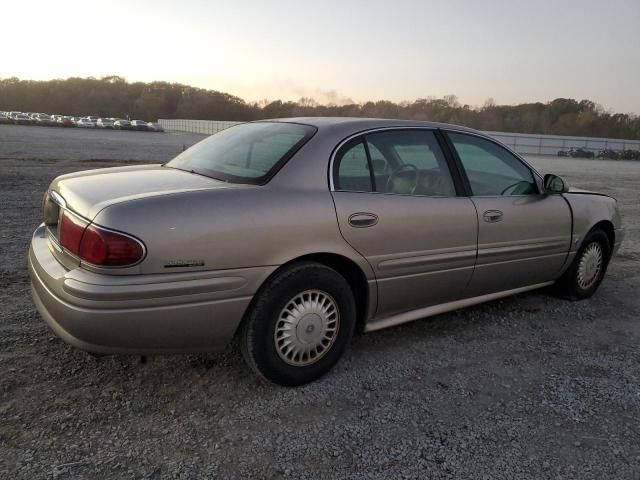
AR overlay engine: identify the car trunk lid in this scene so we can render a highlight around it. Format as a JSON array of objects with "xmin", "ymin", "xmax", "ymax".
[
  {"xmin": 43, "ymin": 164, "xmax": 237, "ymax": 269},
  {"xmin": 49, "ymin": 164, "xmax": 230, "ymax": 220}
]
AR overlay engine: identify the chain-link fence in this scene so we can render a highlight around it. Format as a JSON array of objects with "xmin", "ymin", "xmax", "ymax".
[{"xmin": 159, "ymin": 119, "xmax": 242, "ymax": 135}]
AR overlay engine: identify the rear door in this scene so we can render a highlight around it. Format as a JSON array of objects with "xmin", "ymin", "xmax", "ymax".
[
  {"xmin": 330, "ymin": 129, "xmax": 478, "ymax": 318},
  {"xmin": 444, "ymin": 131, "xmax": 572, "ymax": 296}
]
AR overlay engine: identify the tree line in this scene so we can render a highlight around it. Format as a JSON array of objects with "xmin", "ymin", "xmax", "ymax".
[{"xmin": 1, "ymin": 76, "xmax": 638, "ymax": 139}]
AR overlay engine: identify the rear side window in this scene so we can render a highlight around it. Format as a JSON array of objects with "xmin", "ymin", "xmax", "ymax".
[
  {"xmin": 334, "ymin": 140, "xmax": 373, "ymax": 192},
  {"xmin": 366, "ymin": 130, "xmax": 456, "ymax": 196},
  {"xmin": 333, "ymin": 130, "xmax": 456, "ymax": 196}
]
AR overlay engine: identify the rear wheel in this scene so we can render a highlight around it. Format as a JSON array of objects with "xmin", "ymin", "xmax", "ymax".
[
  {"xmin": 555, "ymin": 229, "xmax": 610, "ymax": 299},
  {"xmin": 240, "ymin": 262, "xmax": 356, "ymax": 386}
]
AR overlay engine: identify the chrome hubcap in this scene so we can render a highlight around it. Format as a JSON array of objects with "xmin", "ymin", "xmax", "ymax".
[
  {"xmin": 577, "ymin": 242, "xmax": 603, "ymax": 289},
  {"xmin": 274, "ymin": 290, "xmax": 339, "ymax": 366}
]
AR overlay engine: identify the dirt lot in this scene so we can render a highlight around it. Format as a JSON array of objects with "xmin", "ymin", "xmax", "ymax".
[{"xmin": 1, "ymin": 124, "xmax": 639, "ymax": 479}]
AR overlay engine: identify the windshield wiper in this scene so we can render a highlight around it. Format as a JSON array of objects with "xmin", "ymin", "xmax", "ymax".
[{"xmin": 164, "ymin": 164, "xmax": 228, "ymax": 182}]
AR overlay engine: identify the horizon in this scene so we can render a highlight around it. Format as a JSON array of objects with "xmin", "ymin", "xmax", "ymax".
[
  {"xmin": 3, "ymin": 0, "xmax": 640, "ymax": 114},
  {"xmin": 2, "ymin": 74, "xmax": 634, "ymax": 114}
]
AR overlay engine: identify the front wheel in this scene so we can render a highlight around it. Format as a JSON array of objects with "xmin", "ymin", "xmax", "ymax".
[
  {"xmin": 555, "ymin": 229, "xmax": 610, "ymax": 299},
  {"xmin": 240, "ymin": 262, "xmax": 356, "ymax": 386}
]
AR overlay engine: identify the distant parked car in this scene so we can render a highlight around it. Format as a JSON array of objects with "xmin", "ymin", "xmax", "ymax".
[
  {"xmin": 147, "ymin": 122, "xmax": 164, "ymax": 132},
  {"xmin": 114, "ymin": 119, "xmax": 132, "ymax": 130},
  {"xmin": 76, "ymin": 118, "xmax": 96, "ymax": 128},
  {"xmin": 130, "ymin": 120, "xmax": 150, "ymax": 131},
  {"xmin": 97, "ymin": 118, "xmax": 115, "ymax": 129},
  {"xmin": 569, "ymin": 148, "xmax": 595, "ymax": 159},
  {"xmin": 57, "ymin": 116, "xmax": 76, "ymax": 128},
  {"xmin": 618, "ymin": 149, "xmax": 640, "ymax": 160},
  {"xmin": 12, "ymin": 113, "xmax": 33, "ymax": 125},
  {"xmin": 32, "ymin": 113, "xmax": 56, "ymax": 127},
  {"xmin": 0, "ymin": 112, "xmax": 12, "ymax": 124},
  {"xmin": 598, "ymin": 149, "xmax": 619, "ymax": 160}
]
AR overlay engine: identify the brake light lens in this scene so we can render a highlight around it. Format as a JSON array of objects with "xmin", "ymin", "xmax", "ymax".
[
  {"xmin": 58, "ymin": 210, "xmax": 144, "ymax": 267},
  {"xmin": 79, "ymin": 225, "xmax": 144, "ymax": 266},
  {"xmin": 59, "ymin": 211, "xmax": 88, "ymax": 253}
]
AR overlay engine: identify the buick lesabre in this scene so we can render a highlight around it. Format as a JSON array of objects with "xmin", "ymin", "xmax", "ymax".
[{"xmin": 29, "ymin": 118, "xmax": 624, "ymax": 385}]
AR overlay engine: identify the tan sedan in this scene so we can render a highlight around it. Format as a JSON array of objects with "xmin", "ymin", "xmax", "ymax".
[{"xmin": 29, "ymin": 118, "xmax": 623, "ymax": 385}]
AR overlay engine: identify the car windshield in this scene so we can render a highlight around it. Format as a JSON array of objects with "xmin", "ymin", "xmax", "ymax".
[{"xmin": 166, "ymin": 122, "xmax": 316, "ymax": 184}]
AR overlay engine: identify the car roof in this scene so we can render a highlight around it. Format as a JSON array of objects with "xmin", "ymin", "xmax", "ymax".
[{"xmin": 265, "ymin": 116, "xmax": 482, "ymax": 135}]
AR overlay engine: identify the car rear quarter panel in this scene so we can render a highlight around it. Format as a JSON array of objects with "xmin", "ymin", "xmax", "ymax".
[{"xmin": 92, "ymin": 186, "xmax": 375, "ymax": 280}]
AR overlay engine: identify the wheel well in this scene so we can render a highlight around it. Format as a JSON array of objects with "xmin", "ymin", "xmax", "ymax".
[
  {"xmin": 265, "ymin": 253, "xmax": 370, "ymax": 331},
  {"xmin": 591, "ymin": 220, "xmax": 615, "ymax": 256},
  {"xmin": 300, "ymin": 253, "xmax": 370, "ymax": 331}
]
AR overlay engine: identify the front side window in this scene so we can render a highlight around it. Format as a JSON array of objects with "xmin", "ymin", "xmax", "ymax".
[
  {"xmin": 448, "ymin": 132, "xmax": 538, "ymax": 196},
  {"xmin": 166, "ymin": 122, "xmax": 316, "ymax": 184}
]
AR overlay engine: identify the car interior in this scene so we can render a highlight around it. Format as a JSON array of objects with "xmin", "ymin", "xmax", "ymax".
[
  {"xmin": 336, "ymin": 131, "xmax": 539, "ymax": 197},
  {"xmin": 335, "ymin": 132, "xmax": 457, "ymax": 197}
]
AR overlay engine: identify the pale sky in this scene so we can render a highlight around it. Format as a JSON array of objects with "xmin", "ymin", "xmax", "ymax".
[{"xmin": 3, "ymin": 0, "xmax": 640, "ymax": 112}]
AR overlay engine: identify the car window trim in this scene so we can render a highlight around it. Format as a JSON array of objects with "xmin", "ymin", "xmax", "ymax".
[
  {"xmin": 361, "ymin": 137, "xmax": 377, "ymax": 192},
  {"xmin": 441, "ymin": 128, "xmax": 544, "ymax": 197},
  {"xmin": 332, "ymin": 137, "xmax": 373, "ymax": 192},
  {"xmin": 329, "ymin": 126, "xmax": 465, "ymax": 198}
]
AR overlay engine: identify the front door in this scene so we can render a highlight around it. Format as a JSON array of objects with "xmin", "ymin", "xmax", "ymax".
[
  {"xmin": 445, "ymin": 131, "xmax": 572, "ymax": 297},
  {"xmin": 330, "ymin": 129, "xmax": 478, "ymax": 318}
]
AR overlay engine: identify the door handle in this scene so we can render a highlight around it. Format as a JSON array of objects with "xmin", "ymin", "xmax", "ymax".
[
  {"xmin": 348, "ymin": 212, "xmax": 378, "ymax": 228},
  {"xmin": 483, "ymin": 210, "xmax": 503, "ymax": 223}
]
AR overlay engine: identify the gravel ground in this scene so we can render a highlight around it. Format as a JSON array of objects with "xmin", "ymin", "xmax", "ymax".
[
  {"xmin": 1, "ymin": 124, "xmax": 639, "ymax": 479},
  {"xmin": 0, "ymin": 124, "xmax": 205, "ymax": 162}
]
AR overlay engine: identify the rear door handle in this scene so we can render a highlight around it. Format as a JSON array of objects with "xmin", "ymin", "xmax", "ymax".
[
  {"xmin": 483, "ymin": 210, "xmax": 503, "ymax": 223},
  {"xmin": 348, "ymin": 212, "xmax": 378, "ymax": 228}
]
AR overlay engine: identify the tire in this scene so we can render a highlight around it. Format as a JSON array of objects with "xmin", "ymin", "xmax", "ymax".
[
  {"xmin": 554, "ymin": 228, "xmax": 611, "ymax": 299},
  {"xmin": 240, "ymin": 261, "xmax": 356, "ymax": 386}
]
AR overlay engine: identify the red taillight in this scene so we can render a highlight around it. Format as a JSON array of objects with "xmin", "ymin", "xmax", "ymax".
[
  {"xmin": 58, "ymin": 210, "xmax": 144, "ymax": 267},
  {"xmin": 59, "ymin": 211, "xmax": 89, "ymax": 254},
  {"xmin": 79, "ymin": 224, "xmax": 145, "ymax": 266}
]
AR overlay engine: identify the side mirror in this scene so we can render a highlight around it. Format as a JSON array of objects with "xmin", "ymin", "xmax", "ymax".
[{"xmin": 544, "ymin": 174, "xmax": 569, "ymax": 194}]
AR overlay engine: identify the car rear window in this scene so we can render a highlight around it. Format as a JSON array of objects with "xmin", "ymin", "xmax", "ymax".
[{"xmin": 166, "ymin": 122, "xmax": 316, "ymax": 184}]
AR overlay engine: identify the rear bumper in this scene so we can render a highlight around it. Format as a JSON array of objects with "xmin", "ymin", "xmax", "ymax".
[{"xmin": 28, "ymin": 224, "xmax": 275, "ymax": 354}]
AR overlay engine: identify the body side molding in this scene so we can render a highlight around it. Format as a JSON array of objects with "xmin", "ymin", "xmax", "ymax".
[{"xmin": 365, "ymin": 281, "xmax": 554, "ymax": 332}]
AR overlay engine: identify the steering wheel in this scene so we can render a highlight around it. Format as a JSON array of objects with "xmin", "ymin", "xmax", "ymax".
[
  {"xmin": 386, "ymin": 163, "xmax": 419, "ymax": 194},
  {"xmin": 501, "ymin": 180, "xmax": 532, "ymax": 196}
]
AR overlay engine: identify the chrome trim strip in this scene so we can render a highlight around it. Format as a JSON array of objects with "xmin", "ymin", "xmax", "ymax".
[
  {"xmin": 49, "ymin": 190, "xmax": 66, "ymax": 208},
  {"xmin": 364, "ymin": 281, "xmax": 554, "ymax": 332}
]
